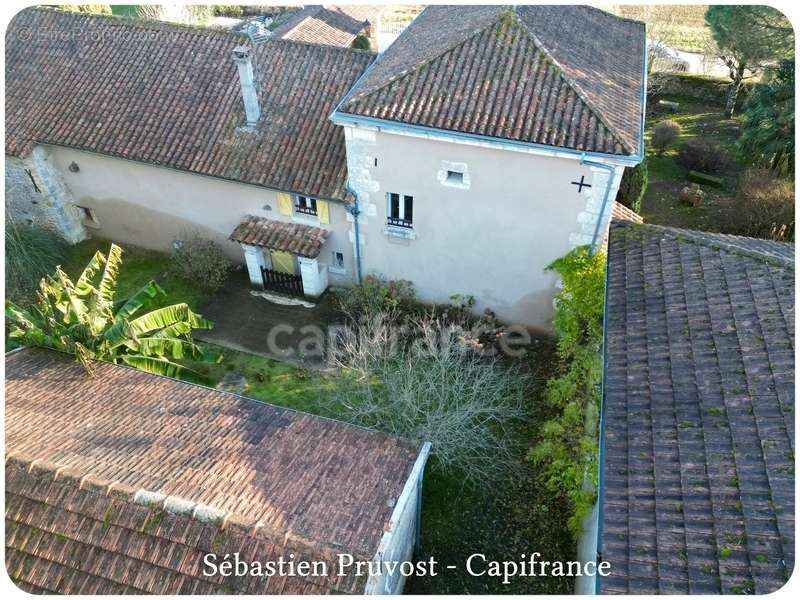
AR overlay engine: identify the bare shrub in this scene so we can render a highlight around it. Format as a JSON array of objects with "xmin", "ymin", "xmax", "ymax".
[
  {"xmin": 720, "ymin": 170, "xmax": 794, "ymax": 241},
  {"xmin": 326, "ymin": 314, "xmax": 528, "ymax": 483},
  {"xmin": 169, "ymin": 232, "xmax": 231, "ymax": 291},
  {"xmin": 651, "ymin": 120, "xmax": 682, "ymax": 153},
  {"xmin": 678, "ymin": 138, "xmax": 731, "ymax": 173},
  {"xmin": 335, "ymin": 275, "xmax": 417, "ymax": 323}
]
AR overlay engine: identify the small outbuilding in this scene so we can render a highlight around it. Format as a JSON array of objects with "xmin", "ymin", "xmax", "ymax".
[{"xmin": 5, "ymin": 347, "xmax": 430, "ymax": 595}]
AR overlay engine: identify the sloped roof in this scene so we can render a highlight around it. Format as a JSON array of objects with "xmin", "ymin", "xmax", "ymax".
[
  {"xmin": 230, "ymin": 215, "xmax": 330, "ymax": 257},
  {"xmin": 5, "ymin": 347, "xmax": 422, "ymax": 594},
  {"xmin": 5, "ymin": 7, "xmax": 375, "ymax": 200},
  {"xmin": 600, "ymin": 222, "xmax": 795, "ymax": 594},
  {"xmin": 611, "ymin": 201, "xmax": 644, "ymax": 225},
  {"xmin": 270, "ymin": 5, "xmax": 382, "ymax": 47},
  {"xmin": 338, "ymin": 5, "xmax": 645, "ymax": 156}
]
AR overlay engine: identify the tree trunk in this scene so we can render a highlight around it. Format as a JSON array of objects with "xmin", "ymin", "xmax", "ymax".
[
  {"xmin": 724, "ymin": 64, "xmax": 746, "ymax": 119},
  {"xmin": 724, "ymin": 81, "xmax": 741, "ymax": 118}
]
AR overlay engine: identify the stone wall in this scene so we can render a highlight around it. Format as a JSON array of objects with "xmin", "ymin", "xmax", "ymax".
[{"xmin": 5, "ymin": 148, "xmax": 87, "ymax": 243}]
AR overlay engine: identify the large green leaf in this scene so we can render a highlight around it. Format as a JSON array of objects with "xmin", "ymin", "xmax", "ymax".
[
  {"xmin": 128, "ymin": 303, "xmax": 212, "ymax": 336},
  {"xmin": 98, "ymin": 244, "xmax": 123, "ymax": 309},
  {"xmin": 102, "ymin": 318, "xmax": 137, "ymax": 348},
  {"xmin": 113, "ymin": 280, "xmax": 166, "ymax": 323},
  {"xmin": 136, "ymin": 336, "xmax": 205, "ymax": 360},
  {"xmin": 119, "ymin": 354, "xmax": 211, "ymax": 385},
  {"xmin": 73, "ymin": 250, "xmax": 105, "ymax": 296}
]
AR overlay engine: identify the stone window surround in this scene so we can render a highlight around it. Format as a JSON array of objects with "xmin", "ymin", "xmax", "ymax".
[{"xmin": 437, "ymin": 160, "xmax": 470, "ymax": 189}]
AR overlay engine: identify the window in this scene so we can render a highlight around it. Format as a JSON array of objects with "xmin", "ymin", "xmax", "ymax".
[
  {"xmin": 387, "ymin": 193, "xmax": 413, "ymax": 228},
  {"xmin": 327, "ymin": 251, "xmax": 346, "ymax": 274},
  {"xmin": 446, "ymin": 170, "xmax": 464, "ymax": 184},
  {"xmin": 295, "ymin": 195, "xmax": 317, "ymax": 216}
]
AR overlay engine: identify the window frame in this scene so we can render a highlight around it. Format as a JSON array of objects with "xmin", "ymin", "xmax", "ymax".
[
  {"xmin": 387, "ymin": 192, "xmax": 414, "ymax": 229},
  {"xmin": 294, "ymin": 195, "xmax": 318, "ymax": 216}
]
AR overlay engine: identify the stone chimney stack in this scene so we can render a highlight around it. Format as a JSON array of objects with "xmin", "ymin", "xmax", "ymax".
[{"xmin": 232, "ymin": 46, "xmax": 260, "ymax": 127}]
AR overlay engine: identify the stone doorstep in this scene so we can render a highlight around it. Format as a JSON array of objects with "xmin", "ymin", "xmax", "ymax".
[{"xmin": 249, "ymin": 289, "xmax": 316, "ymax": 308}]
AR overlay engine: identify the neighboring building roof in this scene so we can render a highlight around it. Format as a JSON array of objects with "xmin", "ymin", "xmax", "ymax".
[
  {"xmin": 230, "ymin": 215, "xmax": 330, "ymax": 258},
  {"xmin": 611, "ymin": 201, "xmax": 644, "ymax": 225},
  {"xmin": 270, "ymin": 5, "xmax": 382, "ymax": 47},
  {"xmin": 600, "ymin": 222, "xmax": 795, "ymax": 594},
  {"xmin": 338, "ymin": 5, "xmax": 645, "ymax": 156},
  {"xmin": 5, "ymin": 7, "xmax": 375, "ymax": 200},
  {"xmin": 5, "ymin": 347, "xmax": 422, "ymax": 594}
]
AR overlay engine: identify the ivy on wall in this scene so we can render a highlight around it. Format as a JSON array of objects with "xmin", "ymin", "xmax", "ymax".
[{"xmin": 529, "ymin": 246, "xmax": 606, "ymax": 536}]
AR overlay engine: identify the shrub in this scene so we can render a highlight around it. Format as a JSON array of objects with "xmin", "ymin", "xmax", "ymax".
[
  {"xmin": 327, "ymin": 314, "xmax": 527, "ymax": 483},
  {"xmin": 529, "ymin": 246, "xmax": 606, "ymax": 536},
  {"xmin": 677, "ymin": 138, "xmax": 730, "ymax": 173},
  {"xmin": 169, "ymin": 233, "xmax": 231, "ymax": 292},
  {"xmin": 737, "ymin": 60, "xmax": 794, "ymax": 178},
  {"xmin": 651, "ymin": 120, "xmax": 682, "ymax": 153},
  {"xmin": 5, "ymin": 219, "xmax": 68, "ymax": 305},
  {"xmin": 213, "ymin": 5, "xmax": 244, "ymax": 18},
  {"xmin": 615, "ymin": 160, "xmax": 648, "ymax": 213},
  {"xmin": 351, "ymin": 34, "xmax": 371, "ymax": 50},
  {"xmin": 719, "ymin": 170, "xmax": 794, "ymax": 241},
  {"xmin": 335, "ymin": 275, "xmax": 417, "ymax": 322}
]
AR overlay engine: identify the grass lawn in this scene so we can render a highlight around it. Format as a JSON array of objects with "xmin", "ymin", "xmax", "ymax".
[
  {"xmin": 57, "ymin": 238, "xmax": 576, "ymax": 594},
  {"xmin": 641, "ymin": 95, "xmax": 744, "ymax": 230},
  {"xmin": 62, "ymin": 239, "xmax": 209, "ymax": 311}
]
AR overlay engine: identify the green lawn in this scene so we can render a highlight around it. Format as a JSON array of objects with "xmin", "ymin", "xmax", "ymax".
[
  {"xmin": 62, "ymin": 239, "xmax": 208, "ymax": 311},
  {"xmin": 641, "ymin": 95, "xmax": 744, "ymax": 230}
]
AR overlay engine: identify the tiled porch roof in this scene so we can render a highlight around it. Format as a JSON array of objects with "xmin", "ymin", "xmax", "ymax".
[{"xmin": 229, "ymin": 215, "xmax": 330, "ymax": 258}]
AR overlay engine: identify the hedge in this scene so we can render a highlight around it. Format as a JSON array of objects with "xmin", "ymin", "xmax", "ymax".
[
  {"xmin": 615, "ymin": 160, "xmax": 648, "ymax": 213},
  {"xmin": 648, "ymin": 72, "xmax": 760, "ymax": 109}
]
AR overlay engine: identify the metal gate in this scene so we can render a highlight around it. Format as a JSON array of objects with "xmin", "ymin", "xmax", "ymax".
[{"xmin": 260, "ymin": 266, "xmax": 304, "ymax": 297}]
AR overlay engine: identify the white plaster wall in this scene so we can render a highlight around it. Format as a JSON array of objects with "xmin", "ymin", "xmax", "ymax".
[
  {"xmin": 343, "ymin": 127, "xmax": 623, "ymax": 330},
  {"xmin": 42, "ymin": 146, "xmax": 357, "ymax": 285}
]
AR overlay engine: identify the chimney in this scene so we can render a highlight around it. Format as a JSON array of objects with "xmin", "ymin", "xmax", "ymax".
[{"xmin": 232, "ymin": 46, "xmax": 260, "ymax": 127}]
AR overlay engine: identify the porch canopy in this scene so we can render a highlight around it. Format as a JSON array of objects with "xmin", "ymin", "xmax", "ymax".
[{"xmin": 230, "ymin": 214, "xmax": 329, "ymax": 258}]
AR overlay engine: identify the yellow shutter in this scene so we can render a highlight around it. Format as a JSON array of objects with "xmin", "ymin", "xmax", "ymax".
[
  {"xmin": 277, "ymin": 192, "xmax": 293, "ymax": 216},
  {"xmin": 270, "ymin": 250, "xmax": 295, "ymax": 274},
  {"xmin": 317, "ymin": 200, "xmax": 329, "ymax": 224}
]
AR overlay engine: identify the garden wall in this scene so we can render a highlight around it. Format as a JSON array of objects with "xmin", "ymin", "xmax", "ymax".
[{"xmin": 649, "ymin": 72, "xmax": 759, "ymax": 108}]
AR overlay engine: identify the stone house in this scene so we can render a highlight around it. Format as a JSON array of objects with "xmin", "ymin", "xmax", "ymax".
[{"xmin": 5, "ymin": 6, "xmax": 645, "ymax": 329}]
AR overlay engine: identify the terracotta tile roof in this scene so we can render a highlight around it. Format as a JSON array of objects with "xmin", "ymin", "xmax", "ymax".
[
  {"xmin": 600, "ymin": 222, "xmax": 795, "ymax": 594},
  {"xmin": 229, "ymin": 215, "xmax": 330, "ymax": 258},
  {"xmin": 5, "ymin": 7, "xmax": 375, "ymax": 200},
  {"xmin": 338, "ymin": 5, "xmax": 645, "ymax": 156},
  {"xmin": 5, "ymin": 347, "xmax": 422, "ymax": 594},
  {"xmin": 611, "ymin": 202, "xmax": 644, "ymax": 225},
  {"xmin": 270, "ymin": 5, "xmax": 382, "ymax": 47}
]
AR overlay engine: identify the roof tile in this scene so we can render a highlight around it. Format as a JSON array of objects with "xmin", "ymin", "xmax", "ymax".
[
  {"xmin": 5, "ymin": 347, "xmax": 422, "ymax": 594},
  {"xmin": 5, "ymin": 7, "xmax": 374, "ymax": 200},
  {"xmin": 340, "ymin": 5, "xmax": 645, "ymax": 155},
  {"xmin": 600, "ymin": 222, "xmax": 794, "ymax": 594}
]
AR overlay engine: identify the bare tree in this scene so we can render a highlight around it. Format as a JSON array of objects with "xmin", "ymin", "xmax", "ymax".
[{"xmin": 326, "ymin": 314, "xmax": 528, "ymax": 483}]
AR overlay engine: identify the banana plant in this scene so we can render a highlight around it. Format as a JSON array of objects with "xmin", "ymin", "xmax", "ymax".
[{"xmin": 6, "ymin": 243, "xmax": 219, "ymax": 384}]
